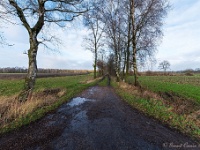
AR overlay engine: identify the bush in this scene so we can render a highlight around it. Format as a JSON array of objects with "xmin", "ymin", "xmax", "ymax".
[{"xmin": 185, "ymin": 72, "xmax": 194, "ymax": 76}]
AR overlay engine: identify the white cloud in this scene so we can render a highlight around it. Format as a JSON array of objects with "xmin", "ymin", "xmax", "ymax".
[
  {"xmin": 167, "ymin": 0, "xmax": 200, "ymax": 26},
  {"xmin": 3, "ymin": 24, "xmax": 29, "ymax": 44},
  {"xmin": 156, "ymin": 0, "xmax": 200, "ymax": 71},
  {"xmin": 0, "ymin": 21, "xmax": 93, "ymax": 70}
]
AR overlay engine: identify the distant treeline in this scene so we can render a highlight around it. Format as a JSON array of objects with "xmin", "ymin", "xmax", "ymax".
[
  {"xmin": 141, "ymin": 68, "xmax": 200, "ymax": 76},
  {"xmin": 0, "ymin": 67, "xmax": 91, "ymax": 74},
  {"xmin": 175, "ymin": 68, "xmax": 200, "ymax": 73}
]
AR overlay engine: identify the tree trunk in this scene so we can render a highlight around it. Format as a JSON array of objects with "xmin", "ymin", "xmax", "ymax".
[
  {"xmin": 133, "ymin": 46, "xmax": 138, "ymax": 86},
  {"xmin": 122, "ymin": 51, "xmax": 126, "ymax": 81},
  {"xmin": 115, "ymin": 52, "xmax": 120, "ymax": 82},
  {"xmin": 94, "ymin": 62, "xmax": 97, "ymax": 79},
  {"xmin": 94, "ymin": 43, "xmax": 97, "ymax": 79},
  {"xmin": 18, "ymin": 32, "xmax": 38, "ymax": 102},
  {"xmin": 131, "ymin": 0, "xmax": 139, "ymax": 86},
  {"xmin": 125, "ymin": 12, "xmax": 131, "ymax": 81},
  {"xmin": 125, "ymin": 46, "xmax": 130, "ymax": 80},
  {"xmin": 102, "ymin": 54, "xmax": 104, "ymax": 76}
]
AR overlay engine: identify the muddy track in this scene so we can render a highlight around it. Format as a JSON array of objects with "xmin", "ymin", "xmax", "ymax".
[{"xmin": 0, "ymin": 86, "xmax": 198, "ymax": 150}]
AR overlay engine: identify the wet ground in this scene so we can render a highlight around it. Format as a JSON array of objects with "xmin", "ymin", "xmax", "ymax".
[{"xmin": 0, "ymin": 86, "xmax": 199, "ymax": 150}]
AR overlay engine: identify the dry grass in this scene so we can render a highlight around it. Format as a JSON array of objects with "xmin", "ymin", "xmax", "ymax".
[
  {"xmin": 79, "ymin": 77, "xmax": 101, "ymax": 84},
  {"xmin": 86, "ymin": 77, "xmax": 101, "ymax": 84},
  {"xmin": 119, "ymin": 82, "xmax": 162, "ymax": 100},
  {"xmin": 0, "ymin": 88, "xmax": 66, "ymax": 128},
  {"xmin": 119, "ymin": 81, "xmax": 200, "ymax": 128},
  {"xmin": 188, "ymin": 110, "xmax": 200, "ymax": 127}
]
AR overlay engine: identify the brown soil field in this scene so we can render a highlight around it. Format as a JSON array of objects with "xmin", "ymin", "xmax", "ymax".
[{"xmin": 0, "ymin": 73, "xmax": 89, "ymax": 80}]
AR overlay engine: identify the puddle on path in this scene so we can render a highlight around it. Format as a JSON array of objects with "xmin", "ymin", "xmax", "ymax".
[
  {"xmin": 67, "ymin": 97, "xmax": 95, "ymax": 107},
  {"xmin": 45, "ymin": 97, "xmax": 95, "ymax": 127},
  {"xmin": 88, "ymin": 86, "xmax": 98, "ymax": 95}
]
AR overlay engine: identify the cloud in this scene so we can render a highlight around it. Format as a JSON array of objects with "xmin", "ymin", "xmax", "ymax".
[
  {"xmin": 3, "ymin": 24, "xmax": 29, "ymax": 44},
  {"xmin": 37, "ymin": 53, "xmax": 93, "ymax": 70},
  {"xmin": 0, "ymin": 45, "xmax": 28, "ymax": 67},
  {"xmin": 171, "ymin": 59, "xmax": 200, "ymax": 71},
  {"xmin": 36, "ymin": 27, "xmax": 93, "ymax": 70},
  {"xmin": 167, "ymin": 0, "xmax": 200, "ymax": 25},
  {"xmin": 156, "ymin": 0, "xmax": 200, "ymax": 71},
  {"xmin": 0, "ymin": 22, "xmax": 93, "ymax": 70}
]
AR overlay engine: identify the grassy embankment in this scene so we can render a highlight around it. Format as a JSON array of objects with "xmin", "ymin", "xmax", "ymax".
[
  {"xmin": 135, "ymin": 76, "xmax": 200, "ymax": 102},
  {"xmin": 0, "ymin": 74, "xmax": 97, "ymax": 134},
  {"xmin": 112, "ymin": 75, "xmax": 200, "ymax": 140}
]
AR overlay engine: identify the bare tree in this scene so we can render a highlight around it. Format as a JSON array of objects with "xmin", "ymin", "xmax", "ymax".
[
  {"xmin": 130, "ymin": 0, "xmax": 169, "ymax": 86},
  {"xmin": 158, "ymin": 60, "xmax": 170, "ymax": 72},
  {"xmin": 83, "ymin": 0, "xmax": 105, "ymax": 79},
  {"xmin": 100, "ymin": 0, "xmax": 128, "ymax": 82},
  {"xmin": 0, "ymin": 0, "xmax": 87, "ymax": 102},
  {"xmin": 125, "ymin": 6, "xmax": 132, "ymax": 80},
  {"xmin": 90, "ymin": 0, "xmax": 169, "ymax": 84}
]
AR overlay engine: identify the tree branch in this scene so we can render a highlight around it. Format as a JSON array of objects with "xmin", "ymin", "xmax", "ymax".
[{"xmin": 8, "ymin": 0, "xmax": 31, "ymax": 33}]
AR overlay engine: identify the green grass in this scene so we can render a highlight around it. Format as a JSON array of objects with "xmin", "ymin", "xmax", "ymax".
[
  {"xmin": 35, "ymin": 75, "xmax": 93, "ymax": 91},
  {"xmin": 0, "ymin": 79, "xmax": 24, "ymax": 96},
  {"xmin": 98, "ymin": 76, "xmax": 109, "ymax": 86},
  {"xmin": 0, "ymin": 74, "xmax": 98, "ymax": 134},
  {"xmin": 112, "ymin": 81, "xmax": 200, "ymax": 139},
  {"xmin": 127, "ymin": 76, "xmax": 200, "ymax": 103},
  {"xmin": 0, "ymin": 74, "xmax": 93, "ymax": 96},
  {"xmin": 139, "ymin": 75, "xmax": 200, "ymax": 86}
]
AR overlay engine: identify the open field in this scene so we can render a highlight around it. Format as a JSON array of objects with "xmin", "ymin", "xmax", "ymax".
[
  {"xmin": 0, "ymin": 74, "xmax": 97, "ymax": 134},
  {"xmin": 127, "ymin": 75, "xmax": 200, "ymax": 103},
  {"xmin": 0, "ymin": 72, "xmax": 90, "ymax": 80}
]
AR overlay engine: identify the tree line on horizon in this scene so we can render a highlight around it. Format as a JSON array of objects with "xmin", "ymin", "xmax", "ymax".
[
  {"xmin": 0, "ymin": 0, "xmax": 169, "ymax": 102},
  {"xmin": 0, "ymin": 67, "xmax": 90, "ymax": 74}
]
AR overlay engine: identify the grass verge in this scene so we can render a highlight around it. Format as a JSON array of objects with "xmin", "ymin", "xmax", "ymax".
[
  {"xmin": 0, "ymin": 74, "xmax": 98, "ymax": 135},
  {"xmin": 98, "ymin": 77, "xmax": 109, "ymax": 86},
  {"xmin": 112, "ymin": 80, "xmax": 200, "ymax": 141}
]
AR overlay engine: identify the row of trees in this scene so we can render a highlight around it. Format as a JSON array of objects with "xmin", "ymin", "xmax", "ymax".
[
  {"xmin": 84, "ymin": 0, "xmax": 169, "ymax": 85},
  {"xmin": 0, "ymin": 0, "xmax": 169, "ymax": 102},
  {"xmin": 96, "ymin": 59, "xmax": 171, "ymax": 76},
  {"xmin": 0, "ymin": 67, "xmax": 28, "ymax": 73},
  {"xmin": 0, "ymin": 67, "xmax": 89, "ymax": 74}
]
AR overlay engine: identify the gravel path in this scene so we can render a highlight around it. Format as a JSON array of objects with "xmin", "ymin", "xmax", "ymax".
[{"xmin": 0, "ymin": 86, "xmax": 198, "ymax": 150}]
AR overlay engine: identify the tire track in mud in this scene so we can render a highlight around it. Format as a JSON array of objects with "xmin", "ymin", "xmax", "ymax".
[{"xmin": 0, "ymin": 86, "xmax": 198, "ymax": 150}]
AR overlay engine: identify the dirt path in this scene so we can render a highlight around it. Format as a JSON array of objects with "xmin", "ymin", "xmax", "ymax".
[{"xmin": 0, "ymin": 86, "xmax": 198, "ymax": 150}]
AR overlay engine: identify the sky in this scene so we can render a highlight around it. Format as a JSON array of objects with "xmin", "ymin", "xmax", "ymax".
[
  {"xmin": 155, "ymin": 0, "xmax": 200, "ymax": 71},
  {"xmin": 0, "ymin": 0, "xmax": 200, "ymax": 71}
]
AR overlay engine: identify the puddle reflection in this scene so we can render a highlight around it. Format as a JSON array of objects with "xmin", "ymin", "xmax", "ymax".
[{"xmin": 67, "ymin": 97, "xmax": 94, "ymax": 107}]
